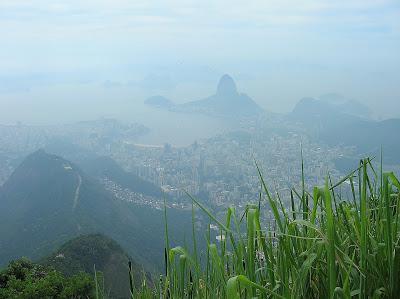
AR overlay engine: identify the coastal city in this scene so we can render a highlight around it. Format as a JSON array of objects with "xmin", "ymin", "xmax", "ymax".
[
  {"xmin": 110, "ymin": 129, "xmax": 351, "ymax": 210},
  {"xmin": 0, "ymin": 118, "xmax": 356, "ymax": 214}
]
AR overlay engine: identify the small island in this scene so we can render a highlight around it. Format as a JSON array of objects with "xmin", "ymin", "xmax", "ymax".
[{"xmin": 144, "ymin": 95, "xmax": 175, "ymax": 109}]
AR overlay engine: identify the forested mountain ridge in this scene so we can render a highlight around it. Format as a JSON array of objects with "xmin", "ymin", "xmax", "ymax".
[
  {"xmin": 41, "ymin": 234, "xmax": 147, "ymax": 298},
  {"xmin": 0, "ymin": 150, "xmax": 193, "ymax": 274}
]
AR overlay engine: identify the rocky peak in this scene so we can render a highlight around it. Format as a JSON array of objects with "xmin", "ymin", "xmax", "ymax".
[{"xmin": 216, "ymin": 74, "xmax": 238, "ymax": 97}]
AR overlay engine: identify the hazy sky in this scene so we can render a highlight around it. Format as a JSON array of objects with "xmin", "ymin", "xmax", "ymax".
[{"xmin": 1, "ymin": 0, "xmax": 399, "ymax": 121}]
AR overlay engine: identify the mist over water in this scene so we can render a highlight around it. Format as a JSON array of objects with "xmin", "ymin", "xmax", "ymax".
[
  {"xmin": 134, "ymin": 110, "xmax": 230, "ymax": 146},
  {"xmin": 0, "ymin": 83, "xmax": 231, "ymax": 146}
]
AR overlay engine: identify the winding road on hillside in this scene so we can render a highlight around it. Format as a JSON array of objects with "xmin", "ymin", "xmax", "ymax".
[{"xmin": 72, "ymin": 173, "xmax": 82, "ymax": 211}]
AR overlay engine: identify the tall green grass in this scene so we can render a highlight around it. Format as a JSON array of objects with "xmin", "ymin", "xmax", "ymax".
[{"xmin": 130, "ymin": 159, "xmax": 400, "ymax": 298}]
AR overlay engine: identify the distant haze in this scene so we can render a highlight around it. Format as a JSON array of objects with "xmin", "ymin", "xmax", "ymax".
[{"xmin": 0, "ymin": 0, "xmax": 399, "ymax": 122}]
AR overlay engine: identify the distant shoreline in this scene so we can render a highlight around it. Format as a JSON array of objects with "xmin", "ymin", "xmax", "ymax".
[{"xmin": 131, "ymin": 143, "xmax": 164, "ymax": 149}]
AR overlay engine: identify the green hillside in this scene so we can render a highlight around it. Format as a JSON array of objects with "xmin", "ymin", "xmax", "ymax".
[
  {"xmin": 0, "ymin": 258, "xmax": 94, "ymax": 299},
  {"xmin": 2, "ymin": 150, "xmax": 400, "ymax": 298},
  {"xmin": 0, "ymin": 150, "xmax": 83, "ymax": 264},
  {"xmin": 0, "ymin": 150, "xmax": 193, "ymax": 274},
  {"xmin": 41, "ymin": 234, "xmax": 147, "ymax": 298}
]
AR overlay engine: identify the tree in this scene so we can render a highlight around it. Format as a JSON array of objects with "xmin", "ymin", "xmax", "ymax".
[{"xmin": 0, "ymin": 258, "xmax": 95, "ymax": 299}]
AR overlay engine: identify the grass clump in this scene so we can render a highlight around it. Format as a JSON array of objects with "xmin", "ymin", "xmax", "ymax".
[{"xmin": 132, "ymin": 158, "xmax": 400, "ymax": 298}]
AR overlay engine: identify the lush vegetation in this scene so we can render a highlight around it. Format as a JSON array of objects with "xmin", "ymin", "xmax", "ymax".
[
  {"xmin": 2, "ymin": 157, "xmax": 400, "ymax": 298},
  {"xmin": 0, "ymin": 258, "xmax": 94, "ymax": 298},
  {"xmin": 0, "ymin": 150, "xmax": 193, "ymax": 274},
  {"xmin": 130, "ymin": 158, "xmax": 400, "ymax": 298},
  {"xmin": 41, "ymin": 234, "xmax": 148, "ymax": 298}
]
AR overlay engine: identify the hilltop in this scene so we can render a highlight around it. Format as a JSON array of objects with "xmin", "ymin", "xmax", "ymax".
[{"xmin": 41, "ymin": 234, "xmax": 147, "ymax": 298}]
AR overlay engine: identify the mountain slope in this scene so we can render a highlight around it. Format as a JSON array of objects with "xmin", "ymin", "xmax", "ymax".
[
  {"xmin": 80, "ymin": 156, "xmax": 164, "ymax": 198},
  {"xmin": 321, "ymin": 118, "xmax": 400, "ymax": 164},
  {"xmin": 0, "ymin": 150, "xmax": 193, "ymax": 273},
  {"xmin": 318, "ymin": 93, "xmax": 371, "ymax": 119},
  {"xmin": 0, "ymin": 150, "xmax": 83, "ymax": 262},
  {"xmin": 41, "ymin": 234, "xmax": 146, "ymax": 299},
  {"xmin": 289, "ymin": 97, "xmax": 364, "ymax": 133},
  {"xmin": 289, "ymin": 97, "xmax": 400, "ymax": 164}
]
